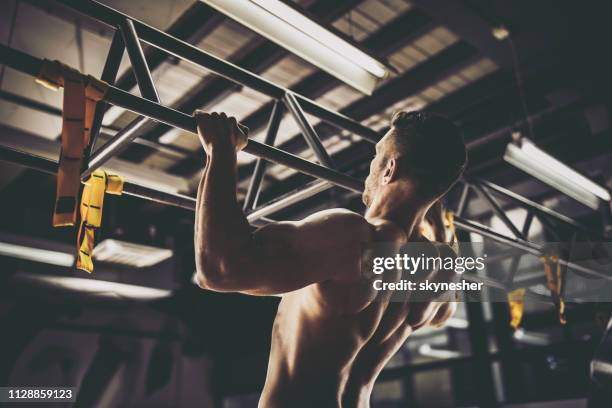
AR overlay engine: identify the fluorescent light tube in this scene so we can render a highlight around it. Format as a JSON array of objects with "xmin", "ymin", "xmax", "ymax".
[
  {"xmin": 0, "ymin": 241, "xmax": 75, "ymax": 267},
  {"xmin": 17, "ymin": 272, "xmax": 171, "ymax": 300},
  {"xmin": 202, "ymin": 0, "xmax": 388, "ymax": 94},
  {"xmin": 93, "ymin": 239, "xmax": 173, "ymax": 268},
  {"xmin": 504, "ymin": 136, "xmax": 611, "ymax": 210}
]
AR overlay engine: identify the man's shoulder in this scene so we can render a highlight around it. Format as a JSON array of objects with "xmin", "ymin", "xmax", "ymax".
[
  {"xmin": 304, "ymin": 208, "xmax": 368, "ymax": 226},
  {"xmin": 301, "ymin": 208, "xmax": 373, "ymax": 241}
]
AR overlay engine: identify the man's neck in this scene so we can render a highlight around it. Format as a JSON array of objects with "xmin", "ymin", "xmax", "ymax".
[{"xmin": 365, "ymin": 185, "xmax": 429, "ymax": 239}]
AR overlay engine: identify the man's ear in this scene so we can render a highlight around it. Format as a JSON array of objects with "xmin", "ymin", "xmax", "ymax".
[{"xmin": 382, "ymin": 158, "xmax": 398, "ymax": 185}]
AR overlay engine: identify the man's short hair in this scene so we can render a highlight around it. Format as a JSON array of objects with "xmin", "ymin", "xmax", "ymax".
[{"xmin": 389, "ymin": 110, "xmax": 467, "ymax": 198}]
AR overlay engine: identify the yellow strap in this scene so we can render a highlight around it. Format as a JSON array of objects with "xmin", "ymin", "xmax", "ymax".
[
  {"xmin": 76, "ymin": 170, "xmax": 124, "ymax": 273},
  {"xmin": 508, "ymin": 288, "xmax": 526, "ymax": 329},
  {"xmin": 541, "ymin": 255, "xmax": 567, "ymax": 325},
  {"xmin": 36, "ymin": 60, "xmax": 108, "ymax": 227},
  {"xmin": 444, "ymin": 210, "xmax": 459, "ymax": 254},
  {"xmin": 419, "ymin": 220, "xmax": 436, "ymax": 242}
]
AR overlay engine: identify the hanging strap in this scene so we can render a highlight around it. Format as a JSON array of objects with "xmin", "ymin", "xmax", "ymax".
[
  {"xmin": 77, "ymin": 170, "xmax": 124, "ymax": 273},
  {"xmin": 37, "ymin": 59, "xmax": 108, "ymax": 226},
  {"xmin": 541, "ymin": 254, "xmax": 567, "ymax": 325},
  {"xmin": 508, "ymin": 288, "xmax": 526, "ymax": 329},
  {"xmin": 444, "ymin": 210, "xmax": 459, "ymax": 255}
]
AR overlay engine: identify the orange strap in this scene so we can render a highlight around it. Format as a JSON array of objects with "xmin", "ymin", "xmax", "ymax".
[{"xmin": 37, "ymin": 59, "xmax": 108, "ymax": 226}]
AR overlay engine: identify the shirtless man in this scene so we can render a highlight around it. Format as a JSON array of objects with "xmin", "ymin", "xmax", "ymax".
[{"xmin": 194, "ymin": 110, "xmax": 468, "ymax": 407}]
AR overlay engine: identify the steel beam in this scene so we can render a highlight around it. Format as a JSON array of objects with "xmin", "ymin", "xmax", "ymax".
[
  {"xmin": 148, "ymin": 7, "xmax": 431, "ymax": 176},
  {"xmin": 118, "ymin": 18, "xmax": 159, "ymax": 101},
  {"xmin": 86, "ymin": 29, "xmax": 125, "ymax": 160},
  {"xmin": 246, "ymin": 181, "xmax": 332, "ymax": 223},
  {"xmin": 0, "ymin": 145, "xmax": 196, "ymax": 211},
  {"xmin": 473, "ymin": 181, "xmax": 525, "ymax": 239},
  {"xmin": 455, "ymin": 183, "xmax": 471, "ymax": 216},
  {"xmin": 145, "ymin": 0, "xmax": 375, "ymax": 161},
  {"xmin": 0, "ymin": 89, "xmax": 189, "ymax": 158},
  {"xmin": 84, "ymin": 18, "xmax": 163, "ymax": 178},
  {"xmin": 54, "ymin": 0, "xmax": 378, "ymax": 144},
  {"xmin": 0, "ymin": 45, "xmax": 364, "ymax": 193},
  {"xmin": 473, "ymin": 177, "xmax": 589, "ymax": 232},
  {"xmin": 243, "ymin": 100, "xmax": 284, "ymax": 210},
  {"xmin": 284, "ymin": 92, "xmax": 335, "ymax": 168},
  {"xmin": 237, "ymin": 41, "xmax": 479, "ymax": 180}
]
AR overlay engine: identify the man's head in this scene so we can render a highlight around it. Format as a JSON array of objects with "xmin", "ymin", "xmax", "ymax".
[{"xmin": 363, "ymin": 111, "xmax": 467, "ymax": 208}]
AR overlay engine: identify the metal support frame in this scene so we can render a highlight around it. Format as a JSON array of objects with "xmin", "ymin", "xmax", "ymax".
[
  {"xmin": 86, "ymin": 29, "xmax": 125, "ymax": 160},
  {"xmin": 456, "ymin": 182, "xmax": 471, "ymax": 216},
  {"xmin": 283, "ymin": 92, "xmax": 336, "ymax": 168},
  {"xmin": 118, "ymin": 18, "xmax": 159, "ymax": 101},
  {"xmin": 473, "ymin": 181, "xmax": 525, "ymax": 239},
  {"xmin": 55, "ymin": 0, "xmax": 381, "ymax": 143},
  {"xmin": 504, "ymin": 211, "xmax": 535, "ymax": 285},
  {"xmin": 243, "ymin": 100, "xmax": 284, "ymax": 210},
  {"xmin": 0, "ymin": 45, "xmax": 363, "ymax": 193},
  {"xmin": 84, "ymin": 18, "xmax": 162, "ymax": 179},
  {"xmin": 0, "ymin": 0, "xmax": 608, "ymax": 291}
]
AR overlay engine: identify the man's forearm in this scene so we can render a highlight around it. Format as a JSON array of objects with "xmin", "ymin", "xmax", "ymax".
[{"xmin": 195, "ymin": 146, "xmax": 252, "ymax": 273}]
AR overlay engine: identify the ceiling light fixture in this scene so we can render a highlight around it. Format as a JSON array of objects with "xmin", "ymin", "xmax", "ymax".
[
  {"xmin": 504, "ymin": 134, "xmax": 611, "ymax": 210},
  {"xmin": 201, "ymin": 0, "xmax": 389, "ymax": 94},
  {"xmin": 0, "ymin": 241, "xmax": 75, "ymax": 267}
]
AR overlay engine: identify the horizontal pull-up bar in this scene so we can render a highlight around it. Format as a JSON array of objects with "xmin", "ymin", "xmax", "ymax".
[
  {"xmin": 0, "ymin": 45, "xmax": 363, "ymax": 193},
  {"xmin": 55, "ymin": 0, "xmax": 381, "ymax": 144}
]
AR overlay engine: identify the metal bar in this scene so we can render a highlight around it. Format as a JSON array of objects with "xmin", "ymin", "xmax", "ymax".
[
  {"xmin": 284, "ymin": 92, "xmax": 336, "ymax": 168},
  {"xmin": 84, "ymin": 116, "xmax": 150, "ymax": 179},
  {"xmin": 0, "ymin": 89, "xmax": 189, "ymax": 157},
  {"xmin": 83, "ymin": 19, "xmax": 162, "ymax": 179},
  {"xmin": 0, "ymin": 145, "xmax": 196, "ymax": 211},
  {"xmin": 0, "ymin": 45, "xmax": 363, "ymax": 193},
  {"xmin": 455, "ymin": 182, "xmax": 471, "ymax": 216},
  {"xmin": 522, "ymin": 211, "xmax": 535, "ymax": 237},
  {"xmin": 246, "ymin": 181, "xmax": 332, "ymax": 223},
  {"xmin": 86, "ymin": 29, "xmax": 124, "ymax": 160},
  {"xmin": 473, "ymin": 177, "xmax": 589, "ymax": 232},
  {"xmin": 504, "ymin": 211, "xmax": 534, "ymax": 285},
  {"xmin": 54, "ymin": 0, "xmax": 379, "ymax": 144},
  {"xmin": 535, "ymin": 213, "xmax": 562, "ymax": 241},
  {"xmin": 118, "ymin": 18, "xmax": 159, "ymax": 101},
  {"xmin": 454, "ymin": 216, "xmax": 610, "ymax": 280},
  {"xmin": 0, "ymin": 90, "xmax": 62, "ymax": 116},
  {"xmin": 473, "ymin": 182, "xmax": 524, "ymax": 239},
  {"xmin": 243, "ymin": 100, "xmax": 283, "ymax": 210}
]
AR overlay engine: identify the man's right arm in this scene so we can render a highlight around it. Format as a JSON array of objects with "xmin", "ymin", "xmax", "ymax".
[{"xmin": 197, "ymin": 208, "xmax": 372, "ymax": 296}]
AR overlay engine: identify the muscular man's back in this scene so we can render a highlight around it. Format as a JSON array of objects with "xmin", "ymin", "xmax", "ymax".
[{"xmin": 259, "ymin": 215, "xmax": 451, "ymax": 408}]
